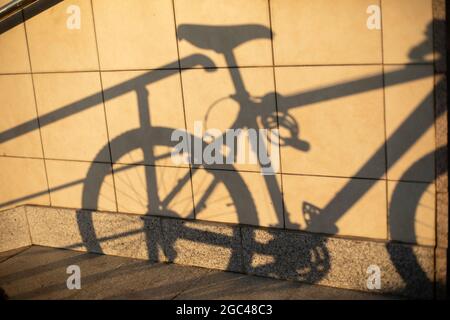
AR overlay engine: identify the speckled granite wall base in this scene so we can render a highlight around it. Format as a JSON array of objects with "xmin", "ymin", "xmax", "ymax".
[
  {"xmin": 0, "ymin": 206, "xmax": 31, "ymax": 252},
  {"xmin": 0, "ymin": 205, "xmax": 435, "ymax": 299}
]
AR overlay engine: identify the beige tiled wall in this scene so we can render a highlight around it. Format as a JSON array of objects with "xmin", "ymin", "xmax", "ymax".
[
  {"xmin": 0, "ymin": 0, "xmax": 438, "ymax": 245},
  {"xmin": 33, "ymin": 72, "xmax": 109, "ymax": 161},
  {"xmin": 0, "ymin": 74, "xmax": 42, "ymax": 157},
  {"xmin": 24, "ymin": 0, "xmax": 99, "ymax": 72},
  {"xmin": 271, "ymin": 0, "xmax": 383, "ymax": 65},
  {"xmin": 275, "ymin": 65, "xmax": 386, "ymax": 178},
  {"xmin": 101, "ymin": 70, "xmax": 186, "ymax": 166}
]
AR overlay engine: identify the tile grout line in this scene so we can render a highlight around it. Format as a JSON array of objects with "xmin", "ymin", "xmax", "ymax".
[
  {"xmin": 432, "ymin": 3, "xmax": 437, "ymax": 298},
  {"xmin": 238, "ymin": 224, "xmax": 246, "ymax": 274},
  {"xmin": 430, "ymin": 0, "xmax": 440, "ymax": 299},
  {"xmin": 0, "ymin": 62, "xmax": 436, "ymax": 76},
  {"xmin": 20, "ymin": 8, "xmax": 52, "ymax": 207},
  {"xmin": 432, "ymin": 44, "xmax": 437, "ymax": 301},
  {"xmin": 171, "ymin": 0, "xmax": 197, "ymax": 220},
  {"xmin": 89, "ymin": 0, "xmax": 119, "ymax": 212},
  {"xmin": 23, "ymin": 206, "xmax": 34, "ymax": 245},
  {"xmin": 379, "ymin": 0, "xmax": 390, "ymax": 241},
  {"xmin": 0, "ymin": 153, "xmax": 436, "ymax": 184},
  {"xmin": 267, "ymin": 0, "xmax": 286, "ymax": 229}
]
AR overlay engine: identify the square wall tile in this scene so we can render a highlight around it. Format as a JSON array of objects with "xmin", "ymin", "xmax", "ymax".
[
  {"xmin": 388, "ymin": 180, "xmax": 435, "ymax": 246},
  {"xmin": 175, "ymin": 0, "xmax": 272, "ymax": 67},
  {"xmin": 24, "ymin": 0, "xmax": 98, "ymax": 72},
  {"xmin": 0, "ymin": 157, "xmax": 49, "ymax": 210},
  {"xmin": 92, "ymin": 0, "xmax": 179, "ymax": 70},
  {"xmin": 181, "ymin": 67, "xmax": 279, "ymax": 172},
  {"xmin": 101, "ymin": 70, "xmax": 186, "ymax": 167},
  {"xmin": 382, "ymin": 0, "xmax": 433, "ymax": 64},
  {"xmin": 384, "ymin": 65, "xmax": 435, "ymax": 182},
  {"xmin": 283, "ymin": 174, "xmax": 387, "ymax": 239},
  {"xmin": 33, "ymin": 72, "xmax": 110, "ymax": 162},
  {"xmin": 113, "ymin": 164, "xmax": 194, "ymax": 218},
  {"xmin": 275, "ymin": 66, "xmax": 385, "ymax": 178},
  {"xmin": 0, "ymin": 74, "xmax": 42, "ymax": 158},
  {"xmin": 0, "ymin": 0, "xmax": 30, "ymax": 73},
  {"xmin": 271, "ymin": 0, "xmax": 382, "ymax": 65},
  {"xmin": 46, "ymin": 159, "xmax": 116, "ymax": 211},
  {"xmin": 192, "ymin": 168, "xmax": 283, "ymax": 228}
]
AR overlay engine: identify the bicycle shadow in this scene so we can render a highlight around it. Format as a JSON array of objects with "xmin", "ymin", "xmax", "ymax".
[
  {"xmin": 0, "ymin": 16, "xmax": 447, "ymax": 298},
  {"xmin": 78, "ymin": 20, "xmax": 446, "ymax": 297}
]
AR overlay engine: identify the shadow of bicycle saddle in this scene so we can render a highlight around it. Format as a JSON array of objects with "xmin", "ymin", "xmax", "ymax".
[{"xmin": 177, "ymin": 24, "xmax": 272, "ymax": 53}]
